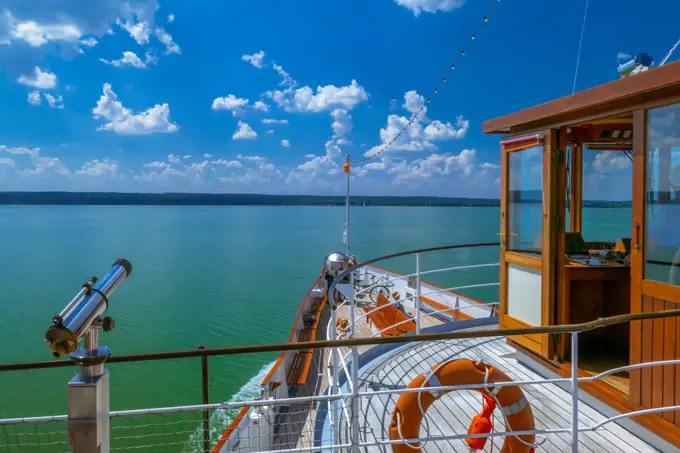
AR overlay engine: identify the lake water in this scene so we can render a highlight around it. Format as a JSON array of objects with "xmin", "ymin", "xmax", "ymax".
[{"xmin": 0, "ymin": 205, "xmax": 631, "ymax": 418}]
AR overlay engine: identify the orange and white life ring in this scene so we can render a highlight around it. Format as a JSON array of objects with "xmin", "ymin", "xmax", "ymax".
[{"xmin": 389, "ymin": 358, "xmax": 535, "ymax": 453}]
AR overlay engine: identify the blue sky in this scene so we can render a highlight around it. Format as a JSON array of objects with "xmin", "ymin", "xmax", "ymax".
[{"xmin": 0, "ymin": 0, "xmax": 678, "ymax": 197}]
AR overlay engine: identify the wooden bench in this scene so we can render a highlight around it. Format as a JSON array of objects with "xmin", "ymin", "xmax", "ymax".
[
  {"xmin": 363, "ymin": 294, "xmax": 416, "ymax": 337},
  {"xmin": 286, "ymin": 350, "xmax": 313, "ymax": 385}
]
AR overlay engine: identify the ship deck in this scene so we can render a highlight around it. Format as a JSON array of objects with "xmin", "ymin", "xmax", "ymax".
[{"xmin": 323, "ymin": 324, "xmax": 662, "ymax": 453}]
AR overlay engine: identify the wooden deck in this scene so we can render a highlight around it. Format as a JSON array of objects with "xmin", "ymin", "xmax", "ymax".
[{"xmin": 334, "ymin": 326, "xmax": 659, "ymax": 452}]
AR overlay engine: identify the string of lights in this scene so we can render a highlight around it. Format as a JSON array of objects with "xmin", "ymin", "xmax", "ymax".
[{"xmin": 353, "ymin": 0, "xmax": 504, "ymax": 165}]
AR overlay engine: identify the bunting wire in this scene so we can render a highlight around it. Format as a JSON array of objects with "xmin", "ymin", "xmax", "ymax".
[{"xmin": 352, "ymin": 0, "xmax": 504, "ymax": 165}]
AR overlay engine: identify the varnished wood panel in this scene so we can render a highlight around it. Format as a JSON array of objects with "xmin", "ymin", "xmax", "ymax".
[
  {"xmin": 505, "ymin": 251, "xmax": 542, "ymax": 270},
  {"xmin": 499, "ymin": 147, "xmax": 509, "ymax": 324},
  {"xmin": 542, "ymin": 129, "xmax": 557, "ymax": 357},
  {"xmin": 504, "ymin": 314, "xmax": 542, "ymax": 344},
  {"xmin": 643, "ymin": 279, "xmax": 680, "ymax": 304},
  {"xmin": 630, "ymin": 109, "xmax": 646, "ymax": 408},
  {"xmin": 638, "ymin": 295, "xmax": 680, "ymax": 427}
]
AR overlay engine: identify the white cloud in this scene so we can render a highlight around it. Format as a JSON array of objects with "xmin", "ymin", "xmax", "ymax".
[
  {"xmin": 269, "ymin": 79, "xmax": 369, "ymax": 113},
  {"xmin": 266, "ymin": 129, "xmax": 275, "ymax": 135},
  {"xmin": 272, "ymin": 63, "xmax": 296, "ymax": 89},
  {"xmin": 17, "ymin": 66, "xmax": 57, "ymax": 89},
  {"xmin": 80, "ymin": 37, "xmax": 98, "ymax": 47},
  {"xmin": 592, "ymin": 152, "xmax": 631, "ymax": 173},
  {"xmin": 617, "ymin": 52, "xmax": 632, "ymax": 63},
  {"xmin": 2, "ymin": 145, "xmax": 71, "ymax": 177},
  {"xmin": 394, "ymin": 0, "xmax": 466, "ymax": 16},
  {"xmin": 480, "ymin": 162, "xmax": 499, "ymax": 169},
  {"xmin": 261, "ymin": 118, "xmax": 288, "ymax": 125},
  {"xmin": 155, "ymin": 27, "xmax": 180, "ymax": 54},
  {"xmin": 27, "ymin": 90, "xmax": 41, "ymax": 106},
  {"xmin": 117, "ymin": 18, "xmax": 151, "ymax": 45},
  {"xmin": 167, "ymin": 154, "xmax": 181, "ymax": 164},
  {"xmin": 242, "ymin": 50, "xmax": 266, "ymax": 69},
  {"xmin": 92, "ymin": 83, "xmax": 179, "ymax": 135},
  {"xmin": 304, "ymin": 154, "xmax": 316, "ymax": 159},
  {"xmin": 331, "ymin": 109, "xmax": 352, "ymax": 140},
  {"xmin": 167, "ymin": 14, "xmax": 175, "ymax": 23},
  {"xmin": 0, "ymin": 158, "xmax": 16, "ymax": 168},
  {"xmin": 100, "ymin": 51, "xmax": 148, "ymax": 69},
  {"xmin": 44, "ymin": 93, "xmax": 64, "ymax": 109},
  {"xmin": 144, "ymin": 161, "xmax": 169, "ymax": 169},
  {"xmin": 232, "ymin": 121, "xmax": 257, "ymax": 140},
  {"xmin": 253, "ymin": 101, "xmax": 270, "ymax": 112},
  {"xmin": 281, "ymin": 139, "xmax": 290, "ymax": 148},
  {"xmin": 10, "ymin": 17, "xmax": 82, "ymax": 47},
  {"xmin": 212, "ymin": 159, "xmax": 242, "ymax": 168},
  {"xmin": 212, "ymin": 94, "xmax": 249, "ymax": 115},
  {"xmin": 76, "ymin": 159, "xmax": 119, "ymax": 178},
  {"xmin": 365, "ymin": 90, "xmax": 468, "ymax": 156},
  {"xmin": 204, "ymin": 153, "xmax": 213, "ymax": 158},
  {"xmin": 183, "ymin": 155, "xmax": 192, "ymax": 159}
]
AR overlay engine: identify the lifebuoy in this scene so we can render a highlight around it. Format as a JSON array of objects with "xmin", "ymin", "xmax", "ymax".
[{"xmin": 389, "ymin": 359, "xmax": 535, "ymax": 452}]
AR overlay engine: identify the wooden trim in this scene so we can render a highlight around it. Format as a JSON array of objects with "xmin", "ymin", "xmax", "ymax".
[
  {"xmin": 642, "ymin": 280, "xmax": 680, "ymax": 304},
  {"xmin": 514, "ymin": 342, "xmax": 680, "ymax": 448},
  {"xmin": 570, "ymin": 145, "xmax": 583, "ymax": 233},
  {"xmin": 483, "ymin": 60, "xmax": 680, "ymax": 134},
  {"xmin": 503, "ymin": 314, "xmax": 542, "ymax": 343},
  {"xmin": 630, "ymin": 109, "xmax": 646, "ymax": 408},
  {"xmin": 420, "ymin": 295, "xmax": 475, "ymax": 321},
  {"xmin": 503, "ymin": 136, "xmax": 542, "ymax": 152},
  {"xmin": 542, "ymin": 129, "xmax": 557, "ymax": 357},
  {"xmin": 505, "ymin": 251, "xmax": 542, "ymax": 270},
  {"xmin": 499, "ymin": 147, "xmax": 509, "ymax": 322},
  {"xmin": 507, "ymin": 335, "xmax": 542, "ymax": 355}
]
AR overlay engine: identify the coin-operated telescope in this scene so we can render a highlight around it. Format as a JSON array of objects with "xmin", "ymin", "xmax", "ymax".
[{"xmin": 44, "ymin": 258, "xmax": 132, "ymax": 453}]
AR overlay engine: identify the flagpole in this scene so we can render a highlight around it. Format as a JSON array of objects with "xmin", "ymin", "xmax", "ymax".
[{"xmin": 344, "ymin": 155, "xmax": 350, "ymax": 256}]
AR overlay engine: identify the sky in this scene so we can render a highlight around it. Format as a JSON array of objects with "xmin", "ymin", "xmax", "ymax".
[{"xmin": 0, "ymin": 0, "xmax": 678, "ymax": 198}]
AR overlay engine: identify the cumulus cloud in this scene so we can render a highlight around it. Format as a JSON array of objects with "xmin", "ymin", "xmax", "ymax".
[
  {"xmin": 261, "ymin": 118, "xmax": 288, "ymax": 125},
  {"xmin": 27, "ymin": 90, "xmax": 41, "ymax": 106},
  {"xmin": 242, "ymin": 50, "xmax": 266, "ymax": 69},
  {"xmin": 281, "ymin": 139, "xmax": 290, "ymax": 148},
  {"xmin": 167, "ymin": 154, "xmax": 181, "ymax": 164},
  {"xmin": 167, "ymin": 14, "xmax": 175, "ymax": 23},
  {"xmin": 204, "ymin": 153, "xmax": 213, "ymax": 158},
  {"xmin": 394, "ymin": 0, "xmax": 466, "ymax": 16},
  {"xmin": 117, "ymin": 18, "xmax": 151, "ymax": 45},
  {"xmin": 212, "ymin": 159, "xmax": 242, "ymax": 168},
  {"xmin": 365, "ymin": 90, "xmax": 468, "ymax": 156},
  {"xmin": 0, "ymin": 145, "xmax": 70, "ymax": 177},
  {"xmin": 592, "ymin": 152, "xmax": 631, "ymax": 173},
  {"xmin": 268, "ymin": 79, "xmax": 369, "ymax": 113},
  {"xmin": 92, "ymin": 83, "xmax": 179, "ymax": 135},
  {"xmin": 155, "ymin": 27, "xmax": 180, "ymax": 54},
  {"xmin": 253, "ymin": 101, "xmax": 270, "ymax": 112},
  {"xmin": 144, "ymin": 161, "xmax": 170, "ymax": 169},
  {"xmin": 183, "ymin": 155, "xmax": 192, "ymax": 159},
  {"xmin": 100, "ymin": 51, "xmax": 149, "ymax": 68},
  {"xmin": 5, "ymin": 10, "xmax": 95, "ymax": 50},
  {"xmin": 212, "ymin": 94, "xmax": 249, "ymax": 115},
  {"xmin": 76, "ymin": 158, "xmax": 119, "ymax": 178},
  {"xmin": 232, "ymin": 121, "xmax": 257, "ymax": 140},
  {"xmin": 266, "ymin": 130, "xmax": 275, "ymax": 134},
  {"xmin": 44, "ymin": 93, "xmax": 64, "ymax": 108},
  {"xmin": 17, "ymin": 66, "xmax": 57, "ymax": 89}
]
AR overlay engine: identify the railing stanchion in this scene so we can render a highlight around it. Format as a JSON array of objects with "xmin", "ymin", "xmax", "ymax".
[
  {"xmin": 199, "ymin": 345, "xmax": 210, "ymax": 453},
  {"xmin": 571, "ymin": 332, "xmax": 579, "ymax": 453},
  {"xmin": 416, "ymin": 253, "xmax": 421, "ymax": 334},
  {"xmin": 330, "ymin": 285, "xmax": 340, "ymax": 452},
  {"xmin": 350, "ymin": 272, "xmax": 360, "ymax": 452}
]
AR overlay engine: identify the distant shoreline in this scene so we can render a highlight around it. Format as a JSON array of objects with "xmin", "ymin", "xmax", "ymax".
[{"xmin": 0, "ymin": 192, "xmax": 632, "ymax": 208}]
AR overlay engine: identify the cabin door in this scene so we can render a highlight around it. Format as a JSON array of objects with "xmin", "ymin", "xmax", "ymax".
[
  {"xmin": 500, "ymin": 129, "xmax": 557, "ymax": 357},
  {"xmin": 630, "ymin": 107, "xmax": 680, "ymax": 423}
]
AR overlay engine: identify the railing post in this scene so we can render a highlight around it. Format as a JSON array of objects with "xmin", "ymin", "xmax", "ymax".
[
  {"xmin": 329, "ymin": 286, "xmax": 340, "ymax": 452},
  {"xmin": 199, "ymin": 345, "xmax": 210, "ymax": 453},
  {"xmin": 349, "ymin": 272, "xmax": 360, "ymax": 453},
  {"xmin": 571, "ymin": 332, "xmax": 579, "ymax": 453},
  {"xmin": 416, "ymin": 253, "xmax": 421, "ymax": 334}
]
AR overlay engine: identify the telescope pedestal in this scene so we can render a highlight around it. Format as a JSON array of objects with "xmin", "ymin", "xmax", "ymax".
[{"xmin": 68, "ymin": 370, "xmax": 110, "ymax": 453}]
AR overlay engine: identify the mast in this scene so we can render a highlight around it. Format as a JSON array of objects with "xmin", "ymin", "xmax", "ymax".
[{"xmin": 344, "ymin": 155, "xmax": 350, "ymax": 256}]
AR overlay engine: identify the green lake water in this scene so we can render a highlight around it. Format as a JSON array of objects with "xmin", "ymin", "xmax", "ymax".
[{"xmin": 0, "ymin": 205, "xmax": 631, "ymax": 418}]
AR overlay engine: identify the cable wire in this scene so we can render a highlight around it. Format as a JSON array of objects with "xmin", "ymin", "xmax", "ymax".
[
  {"xmin": 572, "ymin": 0, "xmax": 589, "ymax": 94},
  {"xmin": 353, "ymin": 0, "xmax": 504, "ymax": 165},
  {"xmin": 660, "ymin": 37, "xmax": 680, "ymax": 67}
]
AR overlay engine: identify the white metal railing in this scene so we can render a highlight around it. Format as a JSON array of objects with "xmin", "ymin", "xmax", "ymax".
[{"xmin": 4, "ymin": 333, "xmax": 680, "ymax": 452}]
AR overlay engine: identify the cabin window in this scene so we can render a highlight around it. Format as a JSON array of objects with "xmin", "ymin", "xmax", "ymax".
[
  {"xmin": 581, "ymin": 145, "xmax": 632, "ymax": 242},
  {"xmin": 508, "ymin": 145, "xmax": 543, "ymax": 254},
  {"xmin": 645, "ymin": 104, "xmax": 680, "ymax": 286}
]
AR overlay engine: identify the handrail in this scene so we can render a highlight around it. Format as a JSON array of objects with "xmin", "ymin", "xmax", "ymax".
[{"xmin": 3, "ymin": 308, "xmax": 680, "ymax": 372}]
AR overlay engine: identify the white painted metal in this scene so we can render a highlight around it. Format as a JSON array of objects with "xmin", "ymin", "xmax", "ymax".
[
  {"xmin": 415, "ymin": 253, "xmax": 421, "ymax": 334},
  {"xmin": 571, "ymin": 332, "xmax": 580, "ymax": 453},
  {"xmin": 507, "ymin": 264, "xmax": 542, "ymax": 325}
]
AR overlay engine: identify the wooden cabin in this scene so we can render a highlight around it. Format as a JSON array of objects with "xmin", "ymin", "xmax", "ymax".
[{"xmin": 483, "ymin": 60, "xmax": 680, "ymax": 446}]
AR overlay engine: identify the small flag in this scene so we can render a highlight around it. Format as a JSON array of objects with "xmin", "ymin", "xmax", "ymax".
[{"xmin": 344, "ymin": 157, "xmax": 350, "ymax": 174}]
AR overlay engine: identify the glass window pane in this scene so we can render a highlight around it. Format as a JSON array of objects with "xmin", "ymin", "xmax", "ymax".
[
  {"xmin": 581, "ymin": 146, "xmax": 632, "ymax": 243},
  {"xmin": 645, "ymin": 104, "xmax": 680, "ymax": 285},
  {"xmin": 508, "ymin": 145, "xmax": 543, "ymax": 254}
]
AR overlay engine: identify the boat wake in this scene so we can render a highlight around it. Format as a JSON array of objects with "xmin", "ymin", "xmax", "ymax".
[{"xmin": 184, "ymin": 360, "xmax": 275, "ymax": 452}]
